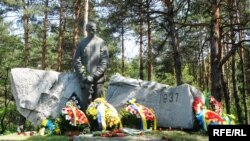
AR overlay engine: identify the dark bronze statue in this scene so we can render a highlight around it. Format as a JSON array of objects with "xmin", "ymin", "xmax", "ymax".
[{"xmin": 73, "ymin": 22, "xmax": 109, "ymax": 110}]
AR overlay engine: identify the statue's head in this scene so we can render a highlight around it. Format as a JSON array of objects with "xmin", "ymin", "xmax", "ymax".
[{"xmin": 86, "ymin": 22, "xmax": 97, "ymax": 37}]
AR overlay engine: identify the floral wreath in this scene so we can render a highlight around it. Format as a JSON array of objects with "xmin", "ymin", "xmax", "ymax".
[
  {"xmin": 38, "ymin": 93, "xmax": 89, "ymax": 135},
  {"xmin": 86, "ymin": 98, "xmax": 122, "ymax": 131},
  {"xmin": 193, "ymin": 96, "xmax": 236, "ymax": 131},
  {"xmin": 61, "ymin": 100, "xmax": 89, "ymax": 126},
  {"xmin": 123, "ymin": 98, "xmax": 157, "ymax": 130}
]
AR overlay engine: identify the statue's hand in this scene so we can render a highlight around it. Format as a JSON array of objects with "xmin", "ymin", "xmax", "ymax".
[
  {"xmin": 82, "ymin": 76, "xmax": 94, "ymax": 94},
  {"xmin": 85, "ymin": 75, "xmax": 94, "ymax": 84}
]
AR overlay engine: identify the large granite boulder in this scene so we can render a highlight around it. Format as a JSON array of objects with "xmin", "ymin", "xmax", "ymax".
[
  {"xmin": 10, "ymin": 68, "xmax": 88, "ymax": 127},
  {"xmin": 10, "ymin": 68, "xmax": 204, "ymax": 129},
  {"xmin": 106, "ymin": 73, "xmax": 204, "ymax": 129}
]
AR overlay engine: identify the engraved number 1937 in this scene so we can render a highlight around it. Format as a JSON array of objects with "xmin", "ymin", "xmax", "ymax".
[{"xmin": 163, "ymin": 93, "xmax": 179, "ymax": 103}]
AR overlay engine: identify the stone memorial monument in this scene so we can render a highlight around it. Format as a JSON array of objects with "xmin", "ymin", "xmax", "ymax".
[
  {"xmin": 10, "ymin": 68, "xmax": 204, "ymax": 129},
  {"xmin": 106, "ymin": 73, "xmax": 205, "ymax": 129},
  {"xmin": 10, "ymin": 68, "xmax": 89, "ymax": 127}
]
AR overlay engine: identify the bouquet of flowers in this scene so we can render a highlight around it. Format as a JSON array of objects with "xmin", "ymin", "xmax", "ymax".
[
  {"xmin": 61, "ymin": 101, "xmax": 89, "ymax": 126},
  {"xmin": 205, "ymin": 96, "xmax": 222, "ymax": 114},
  {"xmin": 119, "ymin": 98, "xmax": 157, "ymax": 130},
  {"xmin": 59, "ymin": 94, "xmax": 89, "ymax": 134},
  {"xmin": 38, "ymin": 119, "xmax": 56, "ymax": 135},
  {"xmin": 38, "ymin": 93, "xmax": 89, "ymax": 135},
  {"xmin": 193, "ymin": 97, "xmax": 236, "ymax": 131},
  {"xmin": 86, "ymin": 98, "xmax": 122, "ymax": 131}
]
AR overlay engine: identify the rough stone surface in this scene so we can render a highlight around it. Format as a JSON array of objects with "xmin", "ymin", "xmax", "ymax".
[
  {"xmin": 10, "ymin": 68, "xmax": 88, "ymax": 127},
  {"xmin": 10, "ymin": 68, "xmax": 204, "ymax": 129},
  {"xmin": 106, "ymin": 73, "xmax": 204, "ymax": 129}
]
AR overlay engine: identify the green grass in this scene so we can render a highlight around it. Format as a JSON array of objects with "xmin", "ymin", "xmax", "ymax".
[
  {"xmin": 26, "ymin": 135, "xmax": 68, "ymax": 141},
  {"xmin": 0, "ymin": 133, "xmax": 68, "ymax": 141},
  {"xmin": 0, "ymin": 130, "xmax": 208, "ymax": 141}
]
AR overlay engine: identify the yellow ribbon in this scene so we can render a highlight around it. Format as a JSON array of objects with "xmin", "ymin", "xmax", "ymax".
[
  {"xmin": 151, "ymin": 109, "xmax": 157, "ymax": 130},
  {"xmin": 128, "ymin": 98, "xmax": 157, "ymax": 130},
  {"xmin": 66, "ymin": 100, "xmax": 78, "ymax": 126},
  {"xmin": 136, "ymin": 104, "xmax": 148, "ymax": 130},
  {"xmin": 72, "ymin": 107, "xmax": 78, "ymax": 126},
  {"xmin": 127, "ymin": 98, "xmax": 147, "ymax": 130}
]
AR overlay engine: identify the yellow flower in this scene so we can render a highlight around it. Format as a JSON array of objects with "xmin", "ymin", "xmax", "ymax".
[
  {"xmin": 86, "ymin": 97, "xmax": 122, "ymax": 129},
  {"xmin": 109, "ymin": 122, "xmax": 114, "ymax": 127},
  {"xmin": 41, "ymin": 119, "xmax": 48, "ymax": 127},
  {"xmin": 87, "ymin": 107, "xmax": 98, "ymax": 116},
  {"xmin": 94, "ymin": 98, "xmax": 106, "ymax": 103},
  {"xmin": 54, "ymin": 128, "xmax": 61, "ymax": 134}
]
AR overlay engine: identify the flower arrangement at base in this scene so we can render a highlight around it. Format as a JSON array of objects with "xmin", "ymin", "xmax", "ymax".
[
  {"xmin": 119, "ymin": 98, "xmax": 157, "ymax": 131},
  {"xmin": 86, "ymin": 98, "xmax": 122, "ymax": 131},
  {"xmin": 59, "ymin": 96, "xmax": 89, "ymax": 134},
  {"xmin": 205, "ymin": 96, "xmax": 222, "ymax": 114},
  {"xmin": 38, "ymin": 119, "xmax": 56, "ymax": 135},
  {"xmin": 193, "ymin": 96, "xmax": 236, "ymax": 131},
  {"xmin": 37, "ymin": 93, "xmax": 89, "ymax": 135}
]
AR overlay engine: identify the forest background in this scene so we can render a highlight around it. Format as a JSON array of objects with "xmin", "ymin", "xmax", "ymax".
[{"xmin": 0, "ymin": 0, "xmax": 250, "ymax": 134}]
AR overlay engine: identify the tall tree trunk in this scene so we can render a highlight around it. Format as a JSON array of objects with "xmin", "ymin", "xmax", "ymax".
[
  {"xmin": 236, "ymin": 1, "xmax": 249, "ymax": 124},
  {"xmin": 198, "ymin": 29, "xmax": 204, "ymax": 90},
  {"xmin": 221, "ymin": 70, "xmax": 230, "ymax": 114},
  {"xmin": 225, "ymin": 40, "xmax": 231, "ymax": 100},
  {"xmin": 201, "ymin": 47, "xmax": 206, "ymax": 90},
  {"xmin": 73, "ymin": 0, "xmax": 81, "ymax": 60},
  {"xmin": 228, "ymin": 0, "xmax": 244, "ymax": 124},
  {"xmin": 201, "ymin": 30, "xmax": 208, "ymax": 90},
  {"xmin": 42, "ymin": 0, "xmax": 49, "ymax": 70},
  {"xmin": 239, "ymin": 33, "xmax": 249, "ymax": 124},
  {"xmin": 57, "ymin": 0, "xmax": 64, "ymax": 71},
  {"xmin": 146, "ymin": 0, "xmax": 152, "ymax": 81},
  {"xmin": 121, "ymin": 22, "xmax": 125, "ymax": 75},
  {"xmin": 245, "ymin": 50, "xmax": 250, "ymax": 123},
  {"xmin": 199, "ymin": 47, "xmax": 203, "ymax": 89},
  {"xmin": 22, "ymin": 0, "xmax": 29, "ymax": 67},
  {"xmin": 229, "ymin": 2, "xmax": 242, "ymax": 118},
  {"xmin": 206, "ymin": 49, "xmax": 211, "ymax": 91},
  {"xmin": 239, "ymin": 45, "xmax": 249, "ymax": 124},
  {"xmin": 139, "ymin": 2, "xmax": 144, "ymax": 80},
  {"xmin": 232, "ymin": 54, "xmax": 243, "ymax": 124},
  {"xmin": 222, "ymin": 41, "xmax": 231, "ymax": 114},
  {"xmin": 83, "ymin": 0, "xmax": 89, "ymax": 37},
  {"xmin": 210, "ymin": 0, "xmax": 222, "ymax": 101},
  {"xmin": 165, "ymin": 0, "xmax": 182, "ymax": 85},
  {"xmin": 194, "ymin": 47, "xmax": 198, "ymax": 84}
]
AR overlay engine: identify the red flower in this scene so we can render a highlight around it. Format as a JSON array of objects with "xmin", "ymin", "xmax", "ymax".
[
  {"xmin": 193, "ymin": 98, "xmax": 204, "ymax": 114},
  {"xmin": 205, "ymin": 111, "xmax": 224, "ymax": 123}
]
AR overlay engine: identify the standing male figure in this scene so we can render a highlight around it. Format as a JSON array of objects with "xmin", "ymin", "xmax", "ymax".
[{"xmin": 73, "ymin": 22, "xmax": 109, "ymax": 111}]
